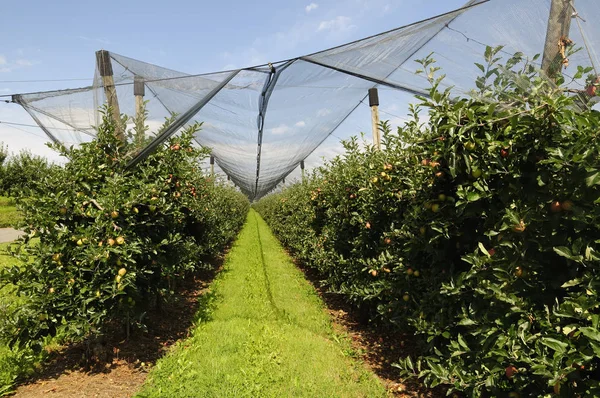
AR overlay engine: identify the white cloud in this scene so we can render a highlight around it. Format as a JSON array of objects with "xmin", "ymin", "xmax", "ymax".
[
  {"xmin": 0, "ymin": 56, "xmax": 6, "ymax": 65},
  {"xmin": 15, "ymin": 59, "xmax": 34, "ymax": 67},
  {"xmin": 317, "ymin": 108, "xmax": 331, "ymax": 117},
  {"xmin": 317, "ymin": 16, "xmax": 355, "ymax": 33},
  {"xmin": 78, "ymin": 35, "xmax": 110, "ymax": 45},
  {"xmin": 295, "ymin": 121, "xmax": 306, "ymax": 127},
  {"xmin": 270, "ymin": 124, "xmax": 291, "ymax": 135},
  {"xmin": 305, "ymin": 3, "xmax": 319, "ymax": 13}
]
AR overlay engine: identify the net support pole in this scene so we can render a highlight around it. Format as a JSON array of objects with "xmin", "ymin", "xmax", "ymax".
[
  {"xmin": 210, "ymin": 156, "xmax": 215, "ymax": 177},
  {"xmin": 300, "ymin": 160, "xmax": 305, "ymax": 181},
  {"xmin": 541, "ymin": 0, "xmax": 573, "ymax": 79},
  {"xmin": 134, "ymin": 76, "xmax": 145, "ymax": 119},
  {"xmin": 96, "ymin": 50, "xmax": 125, "ymax": 142},
  {"xmin": 369, "ymin": 88, "xmax": 381, "ymax": 150}
]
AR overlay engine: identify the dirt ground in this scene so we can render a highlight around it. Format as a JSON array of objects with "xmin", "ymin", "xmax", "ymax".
[{"xmin": 11, "ymin": 269, "xmax": 217, "ymax": 398}]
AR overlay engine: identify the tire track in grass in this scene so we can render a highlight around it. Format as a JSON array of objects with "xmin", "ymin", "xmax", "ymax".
[{"xmin": 137, "ymin": 210, "xmax": 387, "ymax": 398}]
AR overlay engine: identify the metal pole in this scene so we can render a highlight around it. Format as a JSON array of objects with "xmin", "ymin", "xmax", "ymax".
[
  {"xmin": 369, "ymin": 88, "xmax": 381, "ymax": 150},
  {"xmin": 300, "ymin": 160, "xmax": 305, "ymax": 181},
  {"xmin": 210, "ymin": 156, "xmax": 215, "ymax": 177}
]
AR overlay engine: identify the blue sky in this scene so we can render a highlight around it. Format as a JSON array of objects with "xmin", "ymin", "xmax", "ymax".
[{"xmin": 0, "ymin": 0, "xmax": 468, "ymax": 159}]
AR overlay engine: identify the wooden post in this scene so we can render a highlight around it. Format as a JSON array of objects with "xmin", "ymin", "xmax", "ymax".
[
  {"xmin": 541, "ymin": 0, "xmax": 573, "ymax": 79},
  {"xmin": 96, "ymin": 50, "xmax": 125, "ymax": 141},
  {"xmin": 134, "ymin": 76, "xmax": 145, "ymax": 119},
  {"xmin": 210, "ymin": 156, "xmax": 215, "ymax": 177},
  {"xmin": 369, "ymin": 88, "xmax": 381, "ymax": 150},
  {"xmin": 133, "ymin": 76, "xmax": 145, "ymax": 146},
  {"xmin": 300, "ymin": 160, "xmax": 305, "ymax": 181}
]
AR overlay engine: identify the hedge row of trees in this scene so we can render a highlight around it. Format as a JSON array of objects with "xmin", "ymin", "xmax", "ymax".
[
  {"xmin": 255, "ymin": 50, "xmax": 600, "ymax": 396},
  {"xmin": 0, "ymin": 108, "xmax": 249, "ymax": 391}
]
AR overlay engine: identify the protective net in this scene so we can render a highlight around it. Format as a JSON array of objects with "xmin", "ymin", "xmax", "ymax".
[{"xmin": 11, "ymin": 0, "xmax": 600, "ymax": 199}]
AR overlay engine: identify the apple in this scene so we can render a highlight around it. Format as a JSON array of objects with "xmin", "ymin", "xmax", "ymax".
[
  {"xmin": 116, "ymin": 236, "xmax": 125, "ymax": 245},
  {"xmin": 512, "ymin": 220, "xmax": 526, "ymax": 233},
  {"xmin": 421, "ymin": 159, "xmax": 431, "ymax": 166},
  {"xmin": 505, "ymin": 365, "xmax": 518, "ymax": 379},
  {"xmin": 550, "ymin": 201, "xmax": 562, "ymax": 213},
  {"xmin": 133, "ymin": 207, "xmax": 139, "ymax": 214},
  {"xmin": 111, "ymin": 210, "xmax": 119, "ymax": 219},
  {"xmin": 118, "ymin": 268, "xmax": 127, "ymax": 276},
  {"xmin": 107, "ymin": 238, "xmax": 116, "ymax": 246},
  {"xmin": 406, "ymin": 268, "xmax": 414, "ymax": 275},
  {"xmin": 149, "ymin": 205, "xmax": 157, "ymax": 213},
  {"xmin": 471, "ymin": 168, "xmax": 482, "ymax": 178},
  {"xmin": 371, "ymin": 177, "xmax": 379, "ymax": 184},
  {"xmin": 59, "ymin": 207, "xmax": 68, "ymax": 215},
  {"xmin": 52, "ymin": 253, "xmax": 60, "ymax": 262},
  {"xmin": 515, "ymin": 266, "xmax": 523, "ymax": 278},
  {"xmin": 402, "ymin": 294, "xmax": 410, "ymax": 302},
  {"xmin": 384, "ymin": 237, "xmax": 392, "ymax": 245},
  {"xmin": 48, "ymin": 287, "xmax": 55, "ymax": 294},
  {"xmin": 435, "ymin": 171, "xmax": 444, "ymax": 178},
  {"xmin": 369, "ymin": 269, "xmax": 378, "ymax": 277},
  {"xmin": 587, "ymin": 85, "xmax": 597, "ymax": 96},
  {"xmin": 76, "ymin": 239, "xmax": 83, "ymax": 246},
  {"xmin": 365, "ymin": 222, "xmax": 371, "ymax": 229},
  {"xmin": 419, "ymin": 227, "xmax": 426, "ymax": 235},
  {"xmin": 500, "ymin": 148, "xmax": 510, "ymax": 158},
  {"xmin": 438, "ymin": 194, "xmax": 446, "ymax": 201},
  {"xmin": 431, "ymin": 204, "xmax": 440, "ymax": 213},
  {"xmin": 464, "ymin": 141, "xmax": 476, "ymax": 151},
  {"xmin": 413, "ymin": 270, "xmax": 420, "ymax": 277},
  {"xmin": 488, "ymin": 248, "xmax": 496, "ymax": 256}
]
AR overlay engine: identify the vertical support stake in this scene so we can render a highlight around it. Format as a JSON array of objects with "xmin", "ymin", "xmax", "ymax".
[
  {"xmin": 369, "ymin": 88, "xmax": 381, "ymax": 150},
  {"xmin": 542, "ymin": 0, "xmax": 573, "ymax": 80},
  {"xmin": 210, "ymin": 155, "xmax": 215, "ymax": 177},
  {"xmin": 96, "ymin": 50, "xmax": 124, "ymax": 142}
]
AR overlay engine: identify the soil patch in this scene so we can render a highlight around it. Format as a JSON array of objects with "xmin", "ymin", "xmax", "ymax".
[{"xmin": 11, "ymin": 263, "xmax": 223, "ymax": 398}]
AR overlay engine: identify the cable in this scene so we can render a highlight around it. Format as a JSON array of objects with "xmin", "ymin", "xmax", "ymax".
[
  {"xmin": 0, "ymin": 122, "xmax": 49, "ymax": 139},
  {"xmin": 0, "ymin": 78, "xmax": 90, "ymax": 83},
  {"xmin": 0, "ymin": 120, "xmax": 87, "ymax": 131}
]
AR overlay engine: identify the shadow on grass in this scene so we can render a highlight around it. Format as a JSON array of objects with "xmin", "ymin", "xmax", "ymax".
[{"xmin": 292, "ymin": 259, "xmax": 445, "ymax": 397}]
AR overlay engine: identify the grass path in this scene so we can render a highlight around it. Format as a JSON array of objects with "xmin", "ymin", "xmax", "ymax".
[{"xmin": 137, "ymin": 210, "xmax": 386, "ymax": 398}]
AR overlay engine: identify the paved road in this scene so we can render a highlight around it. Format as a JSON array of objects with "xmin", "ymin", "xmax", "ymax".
[{"xmin": 0, "ymin": 228, "xmax": 23, "ymax": 243}]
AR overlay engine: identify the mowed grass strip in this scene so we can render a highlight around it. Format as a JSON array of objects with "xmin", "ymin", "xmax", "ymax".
[
  {"xmin": 137, "ymin": 210, "xmax": 386, "ymax": 398},
  {"xmin": 0, "ymin": 197, "xmax": 19, "ymax": 228}
]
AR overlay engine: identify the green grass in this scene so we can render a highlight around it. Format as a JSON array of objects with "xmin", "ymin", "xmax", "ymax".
[
  {"xmin": 137, "ymin": 210, "xmax": 386, "ymax": 398},
  {"xmin": 0, "ymin": 197, "xmax": 20, "ymax": 228}
]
